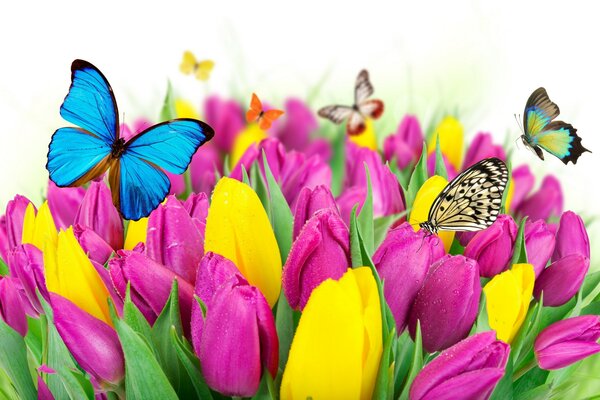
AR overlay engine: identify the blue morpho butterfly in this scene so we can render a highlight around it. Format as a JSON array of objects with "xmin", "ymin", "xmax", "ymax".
[
  {"xmin": 46, "ymin": 60, "xmax": 215, "ymax": 220},
  {"xmin": 518, "ymin": 87, "xmax": 590, "ymax": 164}
]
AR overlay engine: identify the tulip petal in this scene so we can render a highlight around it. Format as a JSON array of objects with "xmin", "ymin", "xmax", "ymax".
[{"xmin": 534, "ymin": 254, "xmax": 590, "ymax": 307}]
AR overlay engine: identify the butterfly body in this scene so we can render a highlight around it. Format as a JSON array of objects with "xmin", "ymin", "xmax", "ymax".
[
  {"xmin": 47, "ymin": 60, "xmax": 214, "ymax": 220},
  {"xmin": 420, "ymin": 157, "xmax": 508, "ymax": 235},
  {"xmin": 520, "ymin": 87, "xmax": 590, "ymax": 164},
  {"xmin": 245, "ymin": 93, "xmax": 284, "ymax": 130},
  {"xmin": 318, "ymin": 69, "xmax": 384, "ymax": 136}
]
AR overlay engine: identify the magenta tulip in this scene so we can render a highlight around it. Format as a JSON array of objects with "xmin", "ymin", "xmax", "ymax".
[
  {"xmin": 293, "ymin": 185, "xmax": 339, "ymax": 239},
  {"xmin": 517, "ymin": 175, "xmax": 563, "ymax": 222},
  {"xmin": 462, "ymin": 132, "xmax": 506, "ymax": 170},
  {"xmin": 509, "ymin": 164, "xmax": 535, "ymax": 211},
  {"xmin": 74, "ymin": 181, "xmax": 123, "ymax": 250},
  {"xmin": 283, "ymin": 209, "xmax": 350, "ymax": 310},
  {"xmin": 204, "ymin": 95, "xmax": 245, "ymax": 153},
  {"xmin": 5, "ymin": 195, "xmax": 33, "ymax": 251},
  {"xmin": 274, "ymin": 98, "xmax": 318, "ymax": 151},
  {"xmin": 51, "ymin": 293, "xmax": 124, "ymax": 386},
  {"xmin": 408, "ymin": 255, "xmax": 481, "ymax": 352},
  {"xmin": 190, "ymin": 143, "xmax": 222, "ymax": 195},
  {"xmin": 373, "ymin": 223, "xmax": 444, "ymax": 332},
  {"xmin": 534, "ymin": 254, "xmax": 590, "ymax": 306},
  {"xmin": 524, "ymin": 219, "xmax": 556, "ymax": 277},
  {"xmin": 383, "ymin": 115, "xmax": 424, "ymax": 169},
  {"xmin": 0, "ymin": 277, "xmax": 30, "ymax": 336},
  {"xmin": 73, "ymin": 225, "xmax": 114, "ymax": 265},
  {"xmin": 535, "ymin": 315, "xmax": 600, "ymax": 370},
  {"xmin": 145, "ymin": 195, "xmax": 203, "ymax": 284},
  {"xmin": 7, "ymin": 244, "xmax": 48, "ymax": 314},
  {"xmin": 409, "ymin": 331, "xmax": 509, "ymax": 400},
  {"xmin": 427, "ymin": 152, "xmax": 457, "ymax": 180},
  {"xmin": 553, "ymin": 211, "xmax": 590, "ymax": 262},
  {"xmin": 0, "ymin": 216, "xmax": 8, "ymax": 263},
  {"xmin": 464, "ymin": 215, "xmax": 518, "ymax": 277}
]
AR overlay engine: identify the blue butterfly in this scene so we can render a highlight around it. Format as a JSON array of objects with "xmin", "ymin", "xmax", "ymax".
[
  {"xmin": 46, "ymin": 59, "xmax": 214, "ymax": 220},
  {"xmin": 520, "ymin": 87, "xmax": 590, "ymax": 164}
]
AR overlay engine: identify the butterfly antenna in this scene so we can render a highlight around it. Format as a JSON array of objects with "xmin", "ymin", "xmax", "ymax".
[{"xmin": 513, "ymin": 113, "xmax": 524, "ymax": 135}]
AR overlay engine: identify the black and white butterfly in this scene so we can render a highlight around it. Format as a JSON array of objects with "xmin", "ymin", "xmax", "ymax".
[
  {"xmin": 420, "ymin": 158, "xmax": 508, "ymax": 235},
  {"xmin": 317, "ymin": 69, "xmax": 384, "ymax": 135}
]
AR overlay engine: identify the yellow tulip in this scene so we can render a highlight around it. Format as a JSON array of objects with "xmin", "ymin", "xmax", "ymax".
[
  {"xmin": 281, "ymin": 267, "xmax": 382, "ymax": 400},
  {"xmin": 175, "ymin": 99, "xmax": 200, "ymax": 119},
  {"xmin": 43, "ymin": 227, "xmax": 112, "ymax": 326},
  {"xmin": 409, "ymin": 176, "xmax": 455, "ymax": 252},
  {"xmin": 484, "ymin": 263, "xmax": 535, "ymax": 343},
  {"xmin": 204, "ymin": 177, "xmax": 281, "ymax": 307},
  {"xmin": 123, "ymin": 217, "xmax": 148, "ymax": 250},
  {"xmin": 349, "ymin": 119, "xmax": 377, "ymax": 150},
  {"xmin": 22, "ymin": 201, "xmax": 57, "ymax": 251},
  {"xmin": 427, "ymin": 116, "xmax": 464, "ymax": 171},
  {"xmin": 230, "ymin": 123, "xmax": 267, "ymax": 169}
]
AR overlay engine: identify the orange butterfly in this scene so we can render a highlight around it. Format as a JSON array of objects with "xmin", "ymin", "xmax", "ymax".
[{"xmin": 246, "ymin": 93, "xmax": 284, "ymax": 130}]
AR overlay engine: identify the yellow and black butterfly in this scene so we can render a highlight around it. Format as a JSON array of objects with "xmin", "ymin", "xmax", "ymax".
[
  {"xmin": 518, "ymin": 87, "xmax": 590, "ymax": 164},
  {"xmin": 317, "ymin": 69, "xmax": 384, "ymax": 136},
  {"xmin": 420, "ymin": 158, "xmax": 508, "ymax": 235},
  {"xmin": 180, "ymin": 51, "xmax": 214, "ymax": 81}
]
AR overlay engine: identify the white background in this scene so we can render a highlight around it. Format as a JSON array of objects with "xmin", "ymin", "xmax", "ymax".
[{"xmin": 0, "ymin": 0, "xmax": 598, "ymax": 254}]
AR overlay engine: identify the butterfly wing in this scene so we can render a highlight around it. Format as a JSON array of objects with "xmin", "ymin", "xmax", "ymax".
[
  {"xmin": 246, "ymin": 93, "xmax": 263, "ymax": 123},
  {"xmin": 346, "ymin": 111, "xmax": 367, "ymax": 136},
  {"xmin": 428, "ymin": 158, "xmax": 508, "ymax": 232},
  {"xmin": 46, "ymin": 127, "xmax": 112, "ymax": 187},
  {"xmin": 357, "ymin": 99, "xmax": 384, "ymax": 119},
  {"xmin": 180, "ymin": 51, "xmax": 197, "ymax": 75},
  {"xmin": 60, "ymin": 60, "xmax": 119, "ymax": 144},
  {"xmin": 317, "ymin": 105, "xmax": 354, "ymax": 124},
  {"xmin": 113, "ymin": 119, "xmax": 215, "ymax": 220},
  {"xmin": 354, "ymin": 69, "xmax": 374, "ymax": 105},
  {"xmin": 259, "ymin": 109, "xmax": 285, "ymax": 130},
  {"xmin": 535, "ymin": 121, "xmax": 590, "ymax": 164},
  {"xmin": 195, "ymin": 60, "xmax": 214, "ymax": 81}
]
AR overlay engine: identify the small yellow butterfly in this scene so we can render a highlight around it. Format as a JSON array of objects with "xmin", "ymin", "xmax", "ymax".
[{"xmin": 180, "ymin": 51, "xmax": 214, "ymax": 81}]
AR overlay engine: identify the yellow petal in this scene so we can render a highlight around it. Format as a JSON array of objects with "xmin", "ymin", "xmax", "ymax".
[
  {"xmin": 123, "ymin": 217, "xmax": 148, "ymax": 250},
  {"xmin": 44, "ymin": 227, "xmax": 112, "ymax": 326},
  {"xmin": 427, "ymin": 116, "xmax": 464, "ymax": 170},
  {"xmin": 175, "ymin": 99, "xmax": 200, "ymax": 119},
  {"xmin": 349, "ymin": 119, "xmax": 377, "ymax": 151},
  {"xmin": 483, "ymin": 263, "xmax": 534, "ymax": 343},
  {"xmin": 230, "ymin": 123, "xmax": 267, "ymax": 169},
  {"xmin": 505, "ymin": 176, "xmax": 515, "ymax": 212},
  {"xmin": 22, "ymin": 201, "xmax": 57, "ymax": 251},
  {"xmin": 204, "ymin": 177, "xmax": 281, "ymax": 306},
  {"xmin": 409, "ymin": 176, "xmax": 455, "ymax": 252},
  {"xmin": 281, "ymin": 267, "xmax": 382, "ymax": 400}
]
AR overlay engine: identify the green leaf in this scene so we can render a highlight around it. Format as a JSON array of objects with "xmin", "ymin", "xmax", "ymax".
[
  {"xmin": 262, "ymin": 152, "xmax": 294, "ymax": 263},
  {"xmin": 399, "ymin": 322, "xmax": 424, "ymax": 400},
  {"xmin": 406, "ymin": 145, "xmax": 428, "ymax": 217},
  {"xmin": 251, "ymin": 162, "xmax": 271, "ymax": 216},
  {"xmin": 151, "ymin": 280, "xmax": 195, "ymax": 398},
  {"xmin": 55, "ymin": 367, "xmax": 94, "ymax": 400},
  {"xmin": 329, "ymin": 125, "xmax": 346, "ymax": 197},
  {"xmin": 122, "ymin": 284, "xmax": 155, "ymax": 352},
  {"xmin": 373, "ymin": 211, "xmax": 408, "ymax": 249},
  {"xmin": 274, "ymin": 291, "xmax": 295, "ymax": 382},
  {"xmin": 510, "ymin": 217, "xmax": 528, "ymax": 266},
  {"xmin": 393, "ymin": 332, "xmax": 414, "ymax": 396},
  {"xmin": 160, "ymin": 81, "xmax": 176, "ymax": 121},
  {"xmin": 500, "ymin": 161, "xmax": 512, "ymax": 214},
  {"xmin": 0, "ymin": 367, "xmax": 20, "ymax": 400},
  {"xmin": 24, "ymin": 316, "xmax": 43, "ymax": 364},
  {"xmin": 110, "ymin": 301, "xmax": 179, "ymax": 400},
  {"xmin": 581, "ymin": 270, "xmax": 600, "ymax": 302},
  {"xmin": 169, "ymin": 327, "xmax": 214, "ymax": 400},
  {"xmin": 0, "ymin": 258, "xmax": 9, "ymax": 276},
  {"xmin": 490, "ymin": 352, "xmax": 513, "ymax": 400},
  {"xmin": 475, "ymin": 292, "xmax": 491, "ymax": 333},
  {"xmin": 241, "ymin": 164, "xmax": 251, "ymax": 186},
  {"xmin": 513, "ymin": 367, "xmax": 549, "ymax": 397},
  {"xmin": 448, "ymin": 238, "xmax": 465, "ymax": 255},
  {"xmin": 349, "ymin": 206, "xmax": 363, "ymax": 268},
  {"xmin": 373, "ymin": 324, "xmax": 396, "ymax": 400},
  {"xmin": 357, "ymin": 163, "xmax": 375, "ymax": 255},
  {"xmin": 0, "ymin": 319, "xmax": 36, "ymax": 400},
  {"xmin": 434, "ymin": 134, "xmax": 448, "ymax": 180},
  {"xmin": 514, "ymin": 383, "xmax": 551, "ymax": 400},
  {"xmin": 512, "ymin": 299, "xmax": 544, "ymax": 370}
]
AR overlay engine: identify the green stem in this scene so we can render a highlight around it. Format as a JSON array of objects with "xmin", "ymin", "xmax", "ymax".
[
  {"xmin": 183, "ymin": 167, "xmax": 193, "ymax": 199},
  {"xmin": 513, "ymin": 359, "xmax": 537, "ymax": 381}
]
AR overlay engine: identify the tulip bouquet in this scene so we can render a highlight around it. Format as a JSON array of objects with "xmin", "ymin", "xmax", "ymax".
[{"xmin": 0, "ymin": 81, "xmax": 598, "ymax": 400}]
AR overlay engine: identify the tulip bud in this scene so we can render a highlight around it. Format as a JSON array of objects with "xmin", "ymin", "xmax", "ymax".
[
  {"xmin": 74, "ymin": 181, "xmax": 123, "ymax": 250},
  {"xmin": 524, "ymin": 219, "xmax": 556, "ymax": 277},
  {"xmin": 281, "ymin": 268, "xmax": 382, "ymax": 400},
  {"xmin": 51, "ymin": 293, "xmax": 124, "ymax": 386},
  {"xmin": 204, "ymin": 95, "xmax": 245, "ymax": 153},
  {"xmin": 5, "ymin": 195, "xmax": 33, "ymax": 250},
  {"xmin": 0, "ymin": 277, "xmax": 29, "ymax": 336},
  {"xmin": 336, "ymin": 186, "xmax": 365, "ymax": 225},
  {"xmin": 408, "ymin": 255, "xmax": 481, "ymax": 352},
  {"xmin": 409, "ymin": 331, "xmax": 509, "ymax": 400},
  {"xmin": 533, "ymin": 254, "xmax": 590, "ymax": 307},
  {"xmin": 553, "ymin": 211, "xmax": 590, "ymax": 262},
  {"xmin": 427, "ymin": 116, "xmax": 464, "ymax": 171},
  {"xmin": 46, "ymin": 181, "xmax": 85, "ymax": 229},
  {"xmin": 7, "ymin": 244, "xmax": 48, "ymax": 314},
  {"xmin": 484, "ymin": 263, "xmax": 535, "ymax": 343},
  {"xmin": 464, "ymin": 215, "xmax": 518, "ymax": 277},
  {"xmin": 293, "ymin": 185, "xmax": 339, "ymax": 239},
  {"xmin": 274, "ymin": 98, "xmax": 318, "ymax": 151},
  {"xmin": 146, "ymin": 196, "xmax": 203, "ymax": 284},
  {"xmin": 283, "ymin": 209, "xmax": 350, "ymax": 310},
  {"xmin": 462, "ymin": 132, "xmax": 506, "ymax": 170},
  {"xmin": 190, "ymin": 143, "xmax": 221, "ymax": 195},
  {"xmin": 383, "ymin": 115, "xmax": 424, "ymax": 169},
  {"xmin": 535, "ymin": 315, "xmax": 600, "ymax": 370},
  {"xmin": 109, "ymin": 250, "xmax": 194, "ymax": 331},
  {"xmin": 373, "ymin": 223, "xmax": 443, "ymax": 332},
  {"xmin": 204, "ymin": 178, "xmax": 282, "ymax": 307},
  {"xmin": 509, "ymin": 165, "xmax": 535, "ymax": 211},
  {"xmin": 193, "ymin": 253, "xmax": 278, "ymax": 397},
  {"xmin": 517, "ymin": 175, "xmax": 563, "ymax": 222},
  {"xmin": 73, "ymin": 225, "xmax": 114, "ymax": 265}
]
